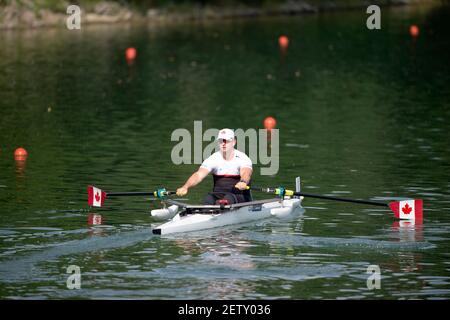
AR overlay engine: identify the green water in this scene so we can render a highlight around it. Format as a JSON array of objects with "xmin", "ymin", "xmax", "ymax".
[{"xmin": 0, "ymin": 5, "xmax": 449, "ymax": 299}]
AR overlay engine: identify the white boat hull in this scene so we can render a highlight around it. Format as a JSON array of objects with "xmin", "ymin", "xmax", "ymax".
[{"xmin": 152, "ymin": 198, "xmax": 303, "ymax": 235}]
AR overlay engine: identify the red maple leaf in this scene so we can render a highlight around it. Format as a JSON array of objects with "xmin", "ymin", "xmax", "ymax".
[
  {"xmin": 95, "ymin": 192, "xmax": 100, "ymax": 202},
  {"xmin": 402, "ymin": 203, "xmax": 412, "ymax": 215}
]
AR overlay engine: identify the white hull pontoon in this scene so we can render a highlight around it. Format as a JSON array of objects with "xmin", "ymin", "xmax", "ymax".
[{"xmin": 151, "ymin": 197, "xmax": 304, "ymax": 235}]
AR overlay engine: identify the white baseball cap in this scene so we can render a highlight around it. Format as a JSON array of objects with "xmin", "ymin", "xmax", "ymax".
[{"xmin": 217, "ymin": 128, "xmax": 235, "ymax": 141}]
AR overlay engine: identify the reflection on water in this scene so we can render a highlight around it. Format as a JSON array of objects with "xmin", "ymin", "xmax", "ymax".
[
  {"xmin": 243, "ymin": 232, "xmax": 435, "ymax": 251},
  {"xmin": 392, "ymin": 220, "xmax": 424, "ymax": 242},
  {"xmin": 0, "ymin": 216, "xmax": 439, "ymax": 299}
]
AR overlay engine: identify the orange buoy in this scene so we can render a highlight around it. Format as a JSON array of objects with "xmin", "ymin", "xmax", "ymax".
[
  {"xmin": 264, "ymin": 116, "xmax": 277, "ymax": 130},
  {"xmin": 409, "ymin": 25, "xmax": 419, "ymax": 38},
  {"xmin": 14, "ymin": 147, "xmax": 28, "ymax": 160},
  {"xmin": 278, "ymin": 36, "xmax": 289, "ymax": 49},
  {"xmin": 125, "ymin": 47, "xmax": 137, "ymax": 61}
]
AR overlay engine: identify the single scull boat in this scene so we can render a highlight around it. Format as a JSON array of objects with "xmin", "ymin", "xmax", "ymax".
[
  {"xmin": 151, "ymin": 196, "xmax": 304, "ymax": 235},
  {"xmin": 87, "ymin": 177, "xmax": 423, "ymax": 234}
]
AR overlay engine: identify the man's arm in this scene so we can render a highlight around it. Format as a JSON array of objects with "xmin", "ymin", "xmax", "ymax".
[
  {"xmin": 176, "ymin": 167, "xmax": 210, "ymax": 196},
  {"xmin": 235, "ymin": 167, "xmax": 253, "ymax": 190}
]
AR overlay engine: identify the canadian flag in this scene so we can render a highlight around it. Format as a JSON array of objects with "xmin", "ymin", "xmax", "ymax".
[
  {"xmin": 87, "ymin": 186, "xmax": 106, "ymax": 207},
  {"xmin": 389, "ymin": 199, "xmax": 423, "ymax": 221}
]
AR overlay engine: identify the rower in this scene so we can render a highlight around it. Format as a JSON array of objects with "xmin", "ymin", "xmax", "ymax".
[{"xmin": 176, "ymin": 128, "xmax": 253, "ymax": 205}]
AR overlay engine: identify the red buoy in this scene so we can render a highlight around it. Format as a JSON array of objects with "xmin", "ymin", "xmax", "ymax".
[
  {"xmin": 409, "ymin": 25, "xmax": 419, "ymax": 38},
  {"xmin": 264, "ymin": 116, "xmax": 277, "ymax": 130},
  {"xmin": 14, "ymin": 147, "xmax": 28, "ymax": 160},
  {"xmin": 278, "ymin": 36, "xmax": 289, "ymax": 49},
  {"xmin": 125, "ymin": 47, "xmax": 137, "ymax": 61}
]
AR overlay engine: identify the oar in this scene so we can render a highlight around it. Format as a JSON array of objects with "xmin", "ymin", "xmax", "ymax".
[
  {"xmin": 87, "ymin": 185, "xmax": 176, "ymax": 207},
  {"xmin": 251, "ymin": 187, "xmax": 423, "ymax": 221}
]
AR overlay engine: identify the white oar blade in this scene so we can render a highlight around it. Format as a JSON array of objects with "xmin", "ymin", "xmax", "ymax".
[
  {"xmin": 388, "ymin": 199, "xmax": 423, "ymax": 221},
  {"xmin": 87, "ymin": 185, "xmax": 107, "ymax": 207}
]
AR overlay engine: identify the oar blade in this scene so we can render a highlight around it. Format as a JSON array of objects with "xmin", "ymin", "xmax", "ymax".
[
  {"xmin": 388, "ymin": 199, "xmax": 423, "ymax": 221},
  {"xmin": 87, "ymin": 185, "xmax": 107, "ymax": 207}
]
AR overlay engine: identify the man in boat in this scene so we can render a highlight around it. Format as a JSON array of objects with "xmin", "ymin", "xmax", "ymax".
[{"xmin": 176, "ymin": 128, "xmax": 253, "ymax": 205}]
